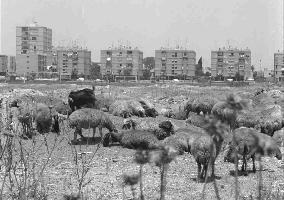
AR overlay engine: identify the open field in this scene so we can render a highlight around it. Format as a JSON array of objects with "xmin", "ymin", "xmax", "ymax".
[{"xmin": 0, "ymin": 82, "xmax": 284, "ymax": 200}]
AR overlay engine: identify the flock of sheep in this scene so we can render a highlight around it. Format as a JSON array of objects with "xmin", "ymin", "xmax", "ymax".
[{"xmin": 2, "ymin": 86, "xmax": 284, "ymax": 182}]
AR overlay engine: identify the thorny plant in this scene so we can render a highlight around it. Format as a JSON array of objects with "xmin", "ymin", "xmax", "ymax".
[
  {"xmin": 62, "ymin": 116, "xmax": 101, "ymax": 199},
  {"xmin": 201, "ymin": 93, "xmax": 248, "ymax": 200},
  {"xmin": 0, "ymin": 119, "xmax": 64, "ymax": 199},
  {"xmin": 128, "ymin": 146, "xmax": 177, "ymax": 200}
]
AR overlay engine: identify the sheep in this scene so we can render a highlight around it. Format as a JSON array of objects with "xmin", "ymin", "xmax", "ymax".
[
  {"xmin": 138, "ymin": 98, "xmax": 158, "ymax": 117},
  {"xmin": 14, "ymin": 102, "xmax": 60, "ymax": 136},
  {"xmin": 68, "ymin": 108, "xmax": 118, "ymax": 142},
  {"xmin": 236, "ymin": 104, "xmax": 282, "ymax": 136},
  {"xmin": 109, "ymin": 100, "xmax": 131, "ymax": 118},
  {"xmin": 186, "ymin": 112, "xmax": 207, "ymax": 128},
  {"xmin": 161, "ymin": 126, "xmax": 207, "ymax": 155},
  {"xmin": 191, "ymin": 96, "xmax": 217, "ymax": 115},
  {"xmin": 190, "ymin": 120, "xmax": 227, "ymax": 182},
  {"xmin": 224, "ymin": 127, "xmax": 282, "ymax": 175},
  {"xmin": 169, "ymin": 99, "xmax": 194, "ymax": 120},
  {"xmin": 53, "ymin": 101, "xmax": 72, "ymax": 116},
  {"xmin": 103, "ymin": 130, "xmax": 160, "ymax": 150},
  {"xmin": 109, "ymin": 99, "xmax": 145, "ymax": 118},
  {"xmin": 122, "ymin": 117, "xmax": 175, "ymax": 140}
]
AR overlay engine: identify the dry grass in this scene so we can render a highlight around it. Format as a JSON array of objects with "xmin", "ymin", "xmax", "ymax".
[{"xmin": 0, "ymin": 82, "xmax": 284, "ymax": 200}]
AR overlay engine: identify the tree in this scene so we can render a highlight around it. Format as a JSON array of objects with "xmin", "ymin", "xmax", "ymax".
[
  {"xmin": 143, "ymin": 57, "xmax": 155, "ymax": 70},
  {"xmin": 142, "ymin": 57, "xmax": 155, "ymax": 80},
  {"xmin": 123, "ymin": 67, "xmax": 132, "ymax": 76},
  {"xmin": 195, "ymin": 57, "xmax": 204, "ymax": 76},
  {"xmin": 71, "ymin": 68, "xmax": 79, "ymax": 80},
  {"xmin": 205, "ymin": 71, "xmax": 211, "ymax": 77},
  {"xmin": 235, "ymin": 72, "xmax": 244, "ymax": 81},
  {"xmin": 90, "ymin": 62, "xmax": 101, "ymax": 80}
]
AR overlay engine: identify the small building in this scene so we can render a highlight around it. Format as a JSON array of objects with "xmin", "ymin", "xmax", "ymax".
[
  {"xmin": 100, "ymin": 46, "xmax": 143, "ymax": 80},
  {"xmin": 274, "ymin": 51, "xmax": 284, "ymax": 81},
  {"xmin": 154, "ymin": 48, "xmax": 196, "ymax": 79},
  {"xmin": 0, "ymin": 55, "xmax": 16, "ymax": 76},
  {"xmin": 211, "ymin": 47, "xmax": 252, "ymax": 80}
]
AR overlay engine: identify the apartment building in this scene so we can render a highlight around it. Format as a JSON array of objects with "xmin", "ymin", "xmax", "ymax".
[
  {"xmin": 274, "ymin": 52, "xmax": 284, "ymax": 81},
  {"xmin": 0, "ymin": 55, "xmax": 16, "ymax": 75},
  {"xmin": 154, "ymin": 48, "xmax": 196, "ymax": 79},
  {"xmin": 100, "ymin": 47, "xmax": 143, "ymax": 78},
  {"xmin": 56, "ymin": 47, "xmax": 91, "ymax": 80},
  {"xmin": 16, "ymin": 22, "xmax": 52, "ymax": 76},
  {"xmin": 211, "ymin": 47, "xmax": 251, "ymax": 80}
]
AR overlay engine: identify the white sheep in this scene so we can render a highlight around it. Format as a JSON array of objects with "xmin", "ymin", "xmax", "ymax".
[{"xmin": 68, "ymin": 108, "xmax": 118, "ymax": 142}]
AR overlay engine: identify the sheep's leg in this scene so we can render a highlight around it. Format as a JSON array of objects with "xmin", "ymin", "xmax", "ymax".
[
  {"xmin": 197, "ymin": 163, "xmax": 202, "ymax": 183},
  {"xmin": 98, "ymin": 126, "xmax": 103, "ymax": 143},
  {"xmin": 92, "ymin": 127, "xmax": 96, "ymax": 139},
  {"xmin": 211, "ymin": 163, "xmax": 215, "ymax": 178},
  {"xmin": 252, "ymin": 155, "xmax": 256, "ymax": 173},
  {"xmin": 203, "ymin": 165, "xmax": 208, "ymax": 181}
]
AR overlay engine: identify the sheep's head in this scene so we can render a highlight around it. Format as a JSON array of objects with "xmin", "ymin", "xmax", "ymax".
[
  {"xmin": 223, "ymin": 144, "xmax": 242, "ymax": 163},
  {"xmin": 158, "ymin": 121, "xmax": 174, "ymax": 133},
  {"xmin": 122, "ymin": 118, "xmax": 137, "ymax": 130}
]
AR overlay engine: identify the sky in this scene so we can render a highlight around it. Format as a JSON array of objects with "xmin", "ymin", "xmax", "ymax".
[{"xmin": 1, "ymin": 0, "xmax": 283, "ymax": 70}]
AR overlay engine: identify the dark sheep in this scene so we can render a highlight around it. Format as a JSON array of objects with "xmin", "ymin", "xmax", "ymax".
[{"xmin": 68, "ymin": 88, "xmax": 97, "ymax": 112}]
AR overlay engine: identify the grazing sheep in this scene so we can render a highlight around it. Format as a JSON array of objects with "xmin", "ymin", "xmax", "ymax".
[
  {"xmin": 103, "ymin": 130, "xmax": 160, "ymax": 149},
  {"xmin": 68, "ymin": 108, "xmax": 118, "ymax": 142},
  {"xmin": 127, "ymin": 100, "xmax": 145, "ymax": 117},
  {"xmin": 190, "ymin": 120, "xmax": 227, "ymax": 182},
  {"xmin": 54, "ymin": 101, "xmax": 72, "ymax": 116},
  {"xmin": 236, "ymin": 105, "xmax": 282, "ymax": 136},
  {"xmin": 186, "ymin": 112, "xmax": 207, "ymax": 128},
  {"xmin": 122, "ymin": 118, "xmax": 175, "ymax": 140},
  {"xmin": 109, "ymin": 100, "xmax": 131, "ymax": 118},
  {"xmin": 169, "ymin": 99, "xmax": 194, "ymax": 120},
  {"xmin": 191, "ymin": 96, "xmax": 217, "ymax": 115},
  {"xmin": 109, "ymin": 99, "xmax": 145, "ymax": 118},
  {"xmin": 224, "ymin": 127, "xmax": 282, "ymax": 174},
  {"xmin": 138, "ymin": 98, "xmax": 158, "ymax": 117},
  {"xmin": 161, "ymin": 127, "xmax": 206, "ymax": 155}
]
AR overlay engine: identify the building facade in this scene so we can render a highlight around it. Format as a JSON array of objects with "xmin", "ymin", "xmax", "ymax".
[
  {"xmin": 154, "ymin": 48, "xmax": 196, "ymax": 79},
  {"xmin": 211, "ymin": 48, "xmax": 251, "ymax": 80},
  {"xmin": 16, "ymin": 23, "xmax": 52, "ymax": 76},
  {"xmin": 0, "ymin": 55, "xmax": 16, "ymax": 76},
  {"xmin": 100, "ymin": 47, "xmax": 143, "ymax": 79},
  {"xmin": 274, "ymin": 52, "xmax": 284, "ymax": 81},
  {"xmin": 56, "ymin": 47, "xmax": 91, "ymax": 80}
]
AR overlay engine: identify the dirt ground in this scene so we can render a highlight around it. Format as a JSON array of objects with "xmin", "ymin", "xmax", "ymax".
[{"xmin": 0, "ymin": 82, "xmax": 284, "ymax": 200}]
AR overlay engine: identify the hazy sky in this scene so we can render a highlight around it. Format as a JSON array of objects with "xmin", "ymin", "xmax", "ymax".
[{"xmin": 1, "ymin": 0, "xmax": 283, "ymax": 69}]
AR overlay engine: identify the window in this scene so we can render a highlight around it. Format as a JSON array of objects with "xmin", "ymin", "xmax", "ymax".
[
  {"xmin": 27, "ymin": 61, "xmax": 29, "ymax": 63},
  {"xmin": 162, "ymin": 63, "xmax": 166, "ymax": 67},
  {"xmin": 229, "ymin": 52, "xmax": 234, "ymax": 56},
  {"xmin": 106, "ymin": 51, "xmax": 112, "ymax": 56},
  {"xmin": 217, "ymin": 58, "xmax": 223, "ymax": 62},
  {"xmin": 32, "ymin": 37, "xmax": 36, "ymax": 40},
  {"xmin": 22, "ymin": 50, "xmax": 27, "ymax": 54},
  {"xmin": 183, "ymin": 52, "xmax": 187, "ymax": 56},
  {"xmin": 127, "ymin": 51, "xmax": 132, "ymax": 55},
  {"xmin": 34, "ymin": 46, "xmax": 36, "ymax": 50},
  {"xmin": 217, "ymin": 52, "xmax": 223, "ymax": 56}
]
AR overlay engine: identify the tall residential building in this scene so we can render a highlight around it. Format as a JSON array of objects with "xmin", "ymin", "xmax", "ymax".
[
  {"xmin": 211, "ymin": 47, "xmax": 251, "ymax": 80},
  {"xmin": 100, "ymin": 47, "xmax": 143, "ymax": 78},
  {"xmin": 274, "ymin": 52, "xmax": 284, "ymax": 81},
  {"xmin": 16, "ymin": 22, "xmax": 52, "ymax": 76},
  {"xmin": 56, "ymin": 47, "xmax": 91, "ymax": 80},
  {"xmin": 154, "ymin": 48, "xmax": 196, "ymax": 79},
  {"xmin": 0, "ymin": 55, "xmax": 16, "ymax": 76}
]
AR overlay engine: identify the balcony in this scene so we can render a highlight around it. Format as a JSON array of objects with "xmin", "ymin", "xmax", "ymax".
[{"xmin": 161, "ymin": 57, "xmax": 166, "ymax": 61}]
